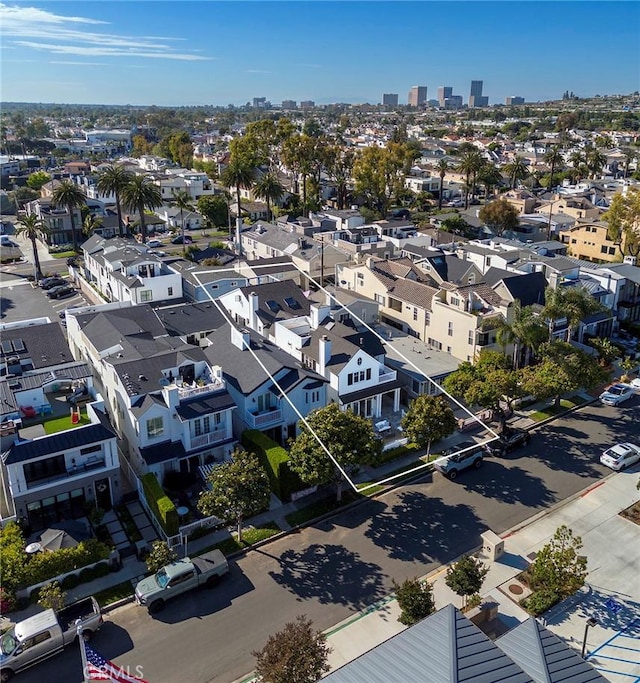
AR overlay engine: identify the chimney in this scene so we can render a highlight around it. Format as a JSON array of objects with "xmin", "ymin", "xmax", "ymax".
[
  {"xmin": 231, "ymin": 326, "xmax": 250, "ymax": 351},
  {"xmin": 318, "ymin": 335, "xmax": 331, "ymax": 376},
  {"xmin": 310, "ymin": 304, "xmax": 331, "ymax": 330},
  {"xmin": 249, "ymin": 292, "xmax": 259, "ymax": 330}
]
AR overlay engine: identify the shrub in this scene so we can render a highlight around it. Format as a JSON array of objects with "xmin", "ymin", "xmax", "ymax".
[
  {"xmin": 93, "ymin": 562, "xmax": 110, "ymax": 578},
  {"xmin": 61, "ymin": 573, "xmax": 80, "ymax": 590},
  {"xmin": 141, "ymin": 472, "xmax": 178, "ymax": 536},
  {"xmin": 0, "ymin": 587, "xmax": 17, "ymax": 614},
  {"xmin": 79, "ymin": 567, "xmax": 96, "ymax": 583},
  {"xmin": 146, "ymin": 541, "xmax": 178, "ymax": 574},
  {"xmin": 242, "ymin": 430, "xmax": 306, "ymax": 502},
  {"xmin": 522, "ymin": 588, "xmax": 560, "ymax": 616},
  {"xmin": 38, "ymin": 581, "xmax": 66, "ymax": 611},
  {"xmin": 29, "ymin": 587, "xmax": 41, "ymax": 604},
  {"xmin": 393, "ymin": 577, "xmax": 436, "ymax": 626}
]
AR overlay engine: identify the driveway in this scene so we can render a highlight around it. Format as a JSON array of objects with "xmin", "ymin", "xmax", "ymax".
[{"xmin": 15, "ymin": 399, "xmax": 638, "ymax": 683}]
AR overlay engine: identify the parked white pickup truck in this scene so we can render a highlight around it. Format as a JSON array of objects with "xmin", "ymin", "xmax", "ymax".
[
  {"xmin": 135, "ymin": 549, "xmax": 229, "ymax": 613},
  {"xmin": 0, "ymin": 596, "xmax": 103, "ymax": 681}
]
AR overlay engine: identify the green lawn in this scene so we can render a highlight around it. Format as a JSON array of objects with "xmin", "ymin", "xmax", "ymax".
[
  {"xmin": 197, "ymin": 522, "xmax": 281, "ymax": 556},
  {"xmin": 530, "ymin": 395, "xmax": 586, "ymax": 421},
  {"xmin": 43, "ymin": 410, "xmax": 90, "ymax": 434},
  {"xmin": 93, "ymin": 581, "xmax": 134, "ymax": 608},
  {"xmin": 51, "ymin": 251, "xmax": 76, "ymax": 259}
]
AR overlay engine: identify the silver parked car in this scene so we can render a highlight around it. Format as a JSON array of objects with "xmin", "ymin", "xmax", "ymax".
[{"xmin": 599, "ymin": 383, "xmax": 635, "ymax": 406}]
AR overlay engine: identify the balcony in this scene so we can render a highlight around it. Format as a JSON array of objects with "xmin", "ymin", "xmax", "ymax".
[
  {"xmin": 25, "ymin": 457, "xmax": 107, "ymax": 490},
  {"xmin": 245, "ymin": 408, "xmax": 282, "ymax": 429},
  {"xmin": 189, "ymin": 430, "xmax": 229, "ymax": 450},
  {"xmin": 378, "ymin": 367, "xmax": 397, "ymax": 383},
  {"xmin": 177, "ymin": 378, "xmax": 225, "ymax": 400}
]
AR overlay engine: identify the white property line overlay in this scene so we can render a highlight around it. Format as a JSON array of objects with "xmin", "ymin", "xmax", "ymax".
[{"xmin": 191, "ymin": 257, "xmax": 501, "ymax": 493}]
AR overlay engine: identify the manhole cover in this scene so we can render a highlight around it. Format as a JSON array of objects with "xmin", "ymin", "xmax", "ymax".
[{"xmin": 509, "ymin": 584, "xmax": 524, "ymax": 595}]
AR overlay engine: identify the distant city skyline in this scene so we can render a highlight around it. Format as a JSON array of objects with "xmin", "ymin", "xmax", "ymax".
[{"xmin": 1, "ymin": 1, "xmax": 638, "ymax": 107}]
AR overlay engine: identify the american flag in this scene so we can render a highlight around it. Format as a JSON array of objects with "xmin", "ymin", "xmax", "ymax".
[{"xmin": 84, "ymin": 642, "xmax": 149, "ymax": 683}]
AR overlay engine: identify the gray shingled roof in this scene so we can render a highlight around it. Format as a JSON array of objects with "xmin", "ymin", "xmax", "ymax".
[
  {"xmin": 154, "ymin": 302, "xmax": 227, "ymax": 337},
  {"xmin": 0, "ymin": 322, "xmax": 73, "ymax": 370},
  {"xmin": 323, "ymin": 604, "xmax": 533, "ymax": 683},
  {"xmin": 3, "ymin": 421, "xmax": 116, "ymax": 464},
  {"xmin": 238, "ymin": 280, "xmax": 311, "ymax": 328},
  {"xmin": 496, "ymin": 617, "xmax": 607, "ymax": 683}
]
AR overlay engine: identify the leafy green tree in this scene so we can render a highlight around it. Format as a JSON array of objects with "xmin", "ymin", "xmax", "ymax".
[
  {"xmin": 254, "ymin": 172, "xmax": 284, "ymax": 222},
  {"xmin": 38, "ymin": 581, "xmax": 66, "ymax": 611},
  {"xmin": 198, "ymin": 195, "xmax": 229, "ymax": 229},
  {"xmin": 167, "ymin": 131, "xmax": 193, "ymax": 167},
  {"xmin": 393, "ymin": 577, "xmax": 436, "ymax": 626},
  {"xmin": 401, "ymin": 395, "xmax": 456, "ymax": 454},
  {"xmin": 520, "ymin": 340, "xmax": 606, "ymax": 407},
  {"xmin": 586, "ymin": 147, "xmax": 607, "ymax": 179},
  {"xmin": 445, "ymin": 555, "xmax": 489, "ymax": 608},
  {"xmin": 252, "ymin": 615, "xmax": 331, "ymax": 683},
  {"xmin": 288, "ymin": 403, "xmax": 382, "ymax": 501},
  {"xmin": 435, "ymin": 158, "xmax": 450, "ymax": 210},
  {"xmin": 542, "ymin": 285, "xmax": 604, "ymax": 341},
  {"xmin": 52, "ymin": 179, "xmax": 86, "ymax": 252},
  {"xmin": 528, "ymin": 525, "xmax": 587, "ymax": 598},
  {"xmin": 26, "ymin": 170, "xmax": 51, "ymax": 191},
  {"xmin": 479, "ymin": 198, "xmax": 519, "ymax": 237},
  {"xmin": 604, "ymin": 187, "xmax": 640, "ymax": 258},
  {"xmin": 97, "ymin": 164, "xmax": 132, "ymax": 237},
  {"xmin": 15, "ymin": 213, "xmax": 49, "ymax": 280},
  {"xmin": 131, "ymin": 134, "xmax": 152, "ymax": 157},
  {"xmin": 197, "ymin": 449, "xmax": 270, "ymax": 542},
  {"xmin": 441, "ymin": 214, "xmax": 470, "ymax": 237},
  {"xmin": 0, "ymin": 523, "xmax": 29, "ymax": 594},
  {"xmin": 82, "ymin": 213, "xmax": 103, "ymax": 238},
  {"xmin": 121, "ymin": 174, "xmax": 162, "ymax": 244},
  {"xmin": 325, "ymin": 145, "xmax": 355, "ymax": 210},
  {"xmin": 620, "ymin": 355, "xmax": 638, "ymax": 380},
  {"xmin": 172, "ymin": 188, "xmax": 194, "ymax": 253},
  {"xmin": 145, "ymin": 540, "xmax": 178, "ymax": 574}
]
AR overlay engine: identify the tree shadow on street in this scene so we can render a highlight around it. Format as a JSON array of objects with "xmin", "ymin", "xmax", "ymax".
[
  {"xmin": 364, "ymin": 490, "xmax": 485, "ymax": 564},
  {"xmin": 268, "ymin": 543, "xmax": 386, "ymax": 609},
  {"xmin": 461, "ymin": 462, "xmax": 556, "ymax": 507},
  {"xmin": 0, "ymin": 296, "xmax": 15, "ymax": 319}
]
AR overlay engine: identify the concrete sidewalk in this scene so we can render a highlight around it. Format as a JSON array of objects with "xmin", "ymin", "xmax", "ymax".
[{"xmin": 319, "ymin": 467, "xmax": 640, "ymax": 683}]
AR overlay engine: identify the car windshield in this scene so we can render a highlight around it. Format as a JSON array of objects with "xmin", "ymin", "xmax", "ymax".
[
  {"xmin": 156, "ymin": 569, "xmax": 169, "ymax": 588},
  {"xmin": 1, "ymin": 631, "xmax": 17, "ymax": 655},
  {"xmin": 609, "ymin": 387, "xmax": 624, "ymax": 395}
]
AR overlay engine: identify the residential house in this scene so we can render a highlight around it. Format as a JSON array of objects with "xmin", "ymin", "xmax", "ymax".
[
  {"xmin": 167, "ymin": 259, "xmax": 247, "ymax": 302},
  {"xmin": 562, "ymin": 221, "xmax": 621, "ymax": 263},
  {"xmin": 155, "ymin": 206, "xmax": 203, "ymax": 232},
  {"xmin": 204, "ymin": 325, "xmax": 328, "ymax": 445},
  {"xmin": 81, "ymin": 235, "xmax": 182, "ymax": 304},
  {"xmin": 24, "ymin": 197, "xmax": 83, "ymax": 247}
]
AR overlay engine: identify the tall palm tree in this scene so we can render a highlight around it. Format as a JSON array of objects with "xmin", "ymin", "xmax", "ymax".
[
  {"xmin": 586, "ymin": 148, "xmax": 607, "ymax": 180},
  {"xmin": 121, "ymin": 175, "xmax": 162, "ymax": 245},
  {"xmin": 476, "ymin": 162, "xmax": 503, "ymax": 199},
  {"xmin": 496, "ymin": 302, "xmax": 547, "ymax": 368},
  {"xmin": 435, "ymin": 158, "xmax": 450, "ymax": 210},
  {"xmin": 568, "ymin": 150, "xmax": 586, "ymax": 183},
  {"xmin": 503, "ymin": 157, "xmax": 529, "ymax": 190},
  {"xmin": 51, "ymin": 179, "xmax": 86, "ymax": 252},
  {"xmin": 254, "ymin": 171, "xmax": 284, "ymax": 222},
  {"xmin": 15, "ymin": 213, "xmax": 48, "ymax": 281},
  {"xmin": 220, "ymin": 156, "xmax": 256, "ymax": 240},
  {"xmin": 542, "ymin": 285, "xmax": 604, "ymax": 342},
  {"xmin": 172, "ymin": 188, "xmax": 194, "ymax": 253},
  {"xmin": 543, "ymin": 145, "xmax": 564, "ymax": 194},
  {"xmin": 457, "ymin": 148, "xmax": 483, "ymax": 209},
  {"xmin": 96, "ymin": 164, "xmax": 132, "ymax": 237}
]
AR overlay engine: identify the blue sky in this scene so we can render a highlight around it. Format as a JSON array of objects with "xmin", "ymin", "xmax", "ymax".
[{"xmin": 1, "ymin": 1, "xmax": 639, "ymax": 107}]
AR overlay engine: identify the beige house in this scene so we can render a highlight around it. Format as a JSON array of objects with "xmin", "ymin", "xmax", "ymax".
[
  {"xmin": 502, "ymin": 189, "xmax": 538, "ymax": 215},
  {"xmin": 563, "ymin": 221, "xmax": 622, "ymax": 263}
]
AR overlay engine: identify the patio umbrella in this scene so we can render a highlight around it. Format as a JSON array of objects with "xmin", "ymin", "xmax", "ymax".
[{"xmin": 39, "ymin": 521, "xmax": 90, "ymax": 552}]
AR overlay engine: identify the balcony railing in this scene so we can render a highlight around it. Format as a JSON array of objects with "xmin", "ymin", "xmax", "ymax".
[
  {"xmin": 189, "ymin": 430, "xmax": 229, "ymax": 450},
  {"xmin": 378, "ymin": 367, "xmax": 397, "ymax": 383},
  {"xmin": 245, "ymin": 408, "xmax": 282, "ymax": 429},
  {"xmin": 26, "ymin": 457, "xmax": 107, "ymax": 490},
  {"xmin": 178, "ymin": 379, "xmax": 225, "ymax": 399}
]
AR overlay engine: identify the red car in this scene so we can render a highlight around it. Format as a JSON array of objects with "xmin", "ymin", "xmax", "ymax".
[{"xmin": 19, "ymin": 406, "xmax": 37, "ymax": 418}]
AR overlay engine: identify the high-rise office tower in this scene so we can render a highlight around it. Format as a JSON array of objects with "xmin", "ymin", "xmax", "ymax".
[
  {"xmin": 382, "ymin": 93, "xmax": 399, "ymax": 107},
  {"xmin": 469, "ymin": 80, "xmax": 488, "ymax": 107},
  {"xmin": 408, "ymin": 85, "xmax": 428, "ymax": 107},
  {"xmin": 281, "ymin": 100, "xmax": 297, "ymax": 109},
  {"xmin": 438, "ymin": 86, "xmax": 452, "ymax": 107},
  {"xmin": 506, "ymin": 96, "xmax": 525, "ymax": 106}
]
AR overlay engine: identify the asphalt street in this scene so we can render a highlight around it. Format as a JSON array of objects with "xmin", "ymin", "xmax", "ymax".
[{"xmin": 18, "ymin": 398, "xmax": 636, "ymax": 683}]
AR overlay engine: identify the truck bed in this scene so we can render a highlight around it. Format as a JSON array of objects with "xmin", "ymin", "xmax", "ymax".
[
  {"xmin": 57, "ymin": 596, "xmax": 101, "ymax": 632},
  {"xmin": 192, "ymin": 549, "xmax": 228, "ymax": 577}
]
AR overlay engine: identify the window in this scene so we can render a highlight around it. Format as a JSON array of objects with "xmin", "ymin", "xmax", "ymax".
[
  {"xmin": 374, "ymin": 293, "xmax": 385, "ymax": 305},
  {"xmin": 413, "ymin": 308, "xmax": 418, "ymax": 321},
  {"xmin": 451, "ymin": 297, "xmax": 460, "ymax": 307},
  {"xmin": 168, "ymin": 287, "xmax": 173, "ymax": 296},
  {"xmin": 306, "ymin": 390, "xmax": 320, "ymax": 404},
  {"xmin": 447, "ymin": 346, "xmax": 452, "ymax": 354},
  {"xmin": 203, "ymin": 415, "xmax": 211, "ymax": 432},
  {"xmin": 600, "ymin": 246, "xmax": 608, "ymax": 254},
  {"xmin": 194, "ymin": 419, "xmax": 202, "ymax": 437},
  {"xmin": 425, "ymin": 311, "xmax": 431, "ymax": 326},
  {"xmin": 146, "ymin": 417, "xmax": 164, "ymax": 438},
  {"xmin": 448, "ymin": 322, "xmax": 454, "ymax": 337},
  {"xmin": 468, "ymin": 330, "xmax": 474, "ymax": 345},
  {"xmin": 140, "ymin": 290, "xmax": 153, "ymax": 302},
  {"xmin": 80, "ymin": 444, "xmax": 101, "ymax": 456}
]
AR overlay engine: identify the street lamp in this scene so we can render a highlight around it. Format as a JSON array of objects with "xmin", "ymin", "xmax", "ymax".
[{"xmin": 581, "ymin": 616, "xmax": 597, "ymax": 658}]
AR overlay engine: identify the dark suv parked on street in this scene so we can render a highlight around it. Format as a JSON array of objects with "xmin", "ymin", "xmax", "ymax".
[{"xmin": 483, "ymin": 428, "xmax": 531, "ymax": 457}]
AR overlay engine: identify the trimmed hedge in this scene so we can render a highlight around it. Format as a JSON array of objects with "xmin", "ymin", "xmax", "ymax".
[
  {"xmin": 242, "ymin": 430, "xmax": 306, "ymax": 502},
  {"xmin": 142, "ymin": 472, "xmax": 178, "ymax": 536}
]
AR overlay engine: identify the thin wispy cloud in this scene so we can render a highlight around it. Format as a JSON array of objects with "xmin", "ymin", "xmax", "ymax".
[
  {"xmin": 0, "ymin": 3, "xmax": 211, "ymax": 61},
  {"xmin": 297, "ymin": 63, "xmax": 321, "ymax": 69},
  {"xmin": 246, "ymin": 69, "xmax": 272, "ymax": 74},
  {"xmin": 51, "ymin": 61, "xmax": 109, "ymax": 67}
]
